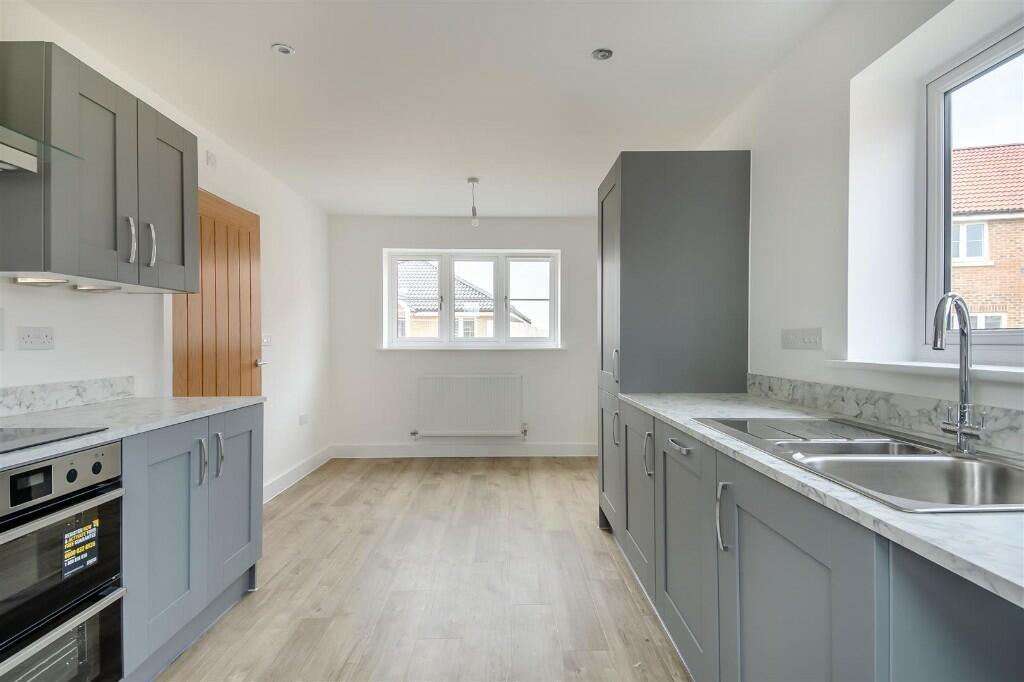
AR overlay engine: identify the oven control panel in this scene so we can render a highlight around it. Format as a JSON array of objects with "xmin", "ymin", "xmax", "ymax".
[{"xmin": 1, "ymin": 442, "xmax": 121, "ymax": 519}]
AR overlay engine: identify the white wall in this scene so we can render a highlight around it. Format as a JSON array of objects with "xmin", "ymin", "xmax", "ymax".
[
  {"xmin": 0, "ymin": 0, "xmax": 333, "ymax": 493},
  {"xmin": 702, "ymin": 0, "xmax": 1023, "ymax": 410},
  {"xmin": 329, "ymin": 216, "xmax": 597, "ymax": 456}
]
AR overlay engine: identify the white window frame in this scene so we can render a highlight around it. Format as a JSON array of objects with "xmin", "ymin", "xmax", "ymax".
[
  {"xmin": 384, "ymin": 249, "xmax": 560, "ymax": 349},
  {"xmin": 950, "ymin": 221, "xmax": 991, "ymax": 265},
  {"xmin": 924, "ymin": 27, "xmax": 1023, "ymax": 359}
]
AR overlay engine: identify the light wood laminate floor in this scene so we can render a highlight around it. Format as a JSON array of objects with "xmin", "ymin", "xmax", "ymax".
[{"xmin": 160, "ymin": 458, "xmax": 690, "ymax": 682}]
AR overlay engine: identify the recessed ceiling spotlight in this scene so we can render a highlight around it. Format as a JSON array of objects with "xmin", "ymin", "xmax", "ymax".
[
  {"xmin": 271, "ymin": 43, "xmax": 296, "ymax": 56},
  {"xmin": 591, "ymin": 48, "xmax": 614, "ymax": 61}
]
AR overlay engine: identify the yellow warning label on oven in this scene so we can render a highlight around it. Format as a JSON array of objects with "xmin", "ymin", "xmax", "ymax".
[{"xmin": 62, "ymin": 518, "xmax": 100, "ymax": 579}]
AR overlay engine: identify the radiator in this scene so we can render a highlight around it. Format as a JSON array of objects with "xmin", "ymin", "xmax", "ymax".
[{"xmin": 415, "ymin": 374, "xmax": 524, "ymax": 437}]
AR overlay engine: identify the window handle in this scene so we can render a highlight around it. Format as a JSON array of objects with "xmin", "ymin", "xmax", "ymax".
[{"xmin": 439, "ymin": 294, "xmax": 444, "ymax": 311}]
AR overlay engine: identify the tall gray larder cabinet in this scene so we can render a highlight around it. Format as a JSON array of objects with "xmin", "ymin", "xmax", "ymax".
[
  {"xmin": 0, "ymin": 42, "xmax": 199, "ymax": 293},
  {"xmin": 598, "ymin": 151, "xmax": 750, "ymax": 531}
]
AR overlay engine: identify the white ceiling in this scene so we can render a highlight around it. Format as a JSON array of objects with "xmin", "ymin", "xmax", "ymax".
[{"xmin": 29, "ymin": 1, "xmax": 837, "ymax": 217}]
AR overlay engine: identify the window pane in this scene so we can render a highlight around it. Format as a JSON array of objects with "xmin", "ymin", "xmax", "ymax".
[
  {"xmin": 509, "ymin": 261, "xmax": 550, "ymax": 299},
  {"xmin": 452, "ymin": 260, "xmax": 495, "ymax": 339},
  {"xmin": 509, "ymin": 301, "xmax": 550, "ymax": 338},
  {"xmin": 396, "ymin": 259, "xmax": 440, "ymax": 338},
  {"xmin": 509, "ymin": 260, "xmax": 552, "ymax": 338},
  {"xmin": 947, "ymin": 51, "xmax": 1023, "ymax": 330}
]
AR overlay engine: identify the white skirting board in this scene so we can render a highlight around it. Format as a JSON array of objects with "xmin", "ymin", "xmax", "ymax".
[
  {"xmin": 262, "ymin": 445, "xmax": 333, "ymax": 502},
  {"xmin": 331, "ymin": 442, "xmax": 597, "ymax": 458}
]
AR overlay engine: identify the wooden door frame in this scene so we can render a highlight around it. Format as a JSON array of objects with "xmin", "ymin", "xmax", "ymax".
[{"xmin": 172, "ymin": 189, "xmax": 261, "ymax": 396}]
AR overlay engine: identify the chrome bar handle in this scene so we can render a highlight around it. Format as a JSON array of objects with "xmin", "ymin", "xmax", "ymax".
[
  {"xmin": 716, "ymin": 481, "xmax": 731, "ymax": 551},
  {"xmin": 255, "ymin": 359, "xmax": 269, "ymax": 367},
  {"xmin": 147, "ymin": 222, "xmax": 157, "ymax": 267},
  {"xmin": 612, "ymin": 348, "xmax": 620, "ymax": 383},
  {"xmin": 642, "ymin": 431, "xmax": 653, "ymax": 477},
  {"xmin": 199, "ymin": 437, "xmax": 209, "ymax": 485},
  {"xmin": 127, "ymin": 216, "xmax": 138, "ymax": 264},
  {"xmin": 667, "ymin": 438, "xmax": 692, "ymax": 456},
  {"xmin": 215, "ymin": 431, "xmax": 226, "ymax": 477},
  {"xmin": 611, "ymin": 411, "xmax": 621, "ymax": 446}
]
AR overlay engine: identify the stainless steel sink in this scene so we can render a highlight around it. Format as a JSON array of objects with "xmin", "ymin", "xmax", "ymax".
[
  {"xmin": 696, "ymin": 418, "xmax": 1024, "ymax": 513},
  {"xmin": 790, "ymin": 454, "xmax": 1024, "ymax": 509},
  {"xmin": 776, "ymin": 440, "xmax": 941, "ymax": 456}
]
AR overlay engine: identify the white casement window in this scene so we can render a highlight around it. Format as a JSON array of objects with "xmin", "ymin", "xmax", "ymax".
[
  {"xmin": 384, "ymin": 249, "xmax": 560, "ymax": 349},
  {"xmin": 950, "ymin": 222, "xmax": 989, "ymax": 264},
  {"xmin": 925, "ymin": 27, "xmax": 1023, "ymax": 357}
]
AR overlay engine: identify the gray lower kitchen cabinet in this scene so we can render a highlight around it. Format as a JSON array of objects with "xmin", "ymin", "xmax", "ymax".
[
  {"xmin": 619, "ymin": 401, "xmax": 656, "ymax": 595},
  {"xmin": 715, "ymin": 454, "xmax": 888, "ymax": 682},
  {"xmin": 208, "ymin": 406, "xmax": 264, "ymax": 597},
  {"xmin": 0, "ymin": 41, "xmax": 198, "ymax": 293},
  {"xmin": 654, "ymin": 421, "xmax": 719, "ymax": 682},
  {"xmin": 598, "ymin": 390, "xmax": 623, "ymax": 530},
  {"xmin": 137, "ymin": 101, "xmax": 199, "ymax": 292},
  {"xmin": 123, "ymin": 405, "xmax": 264, "ymax": 677},
  {"xmin": 888, "ymin": 543, "xmax": 1024, "ymax": 682},
  {"xmin": 122, "ymin": 417, "xmax": 210, "ymax": 675}
]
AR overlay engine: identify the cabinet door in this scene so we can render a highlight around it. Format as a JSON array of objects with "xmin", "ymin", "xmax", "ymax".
[
  {"xmin": 655, "ymin": 422, "xmax": 719, "ymax": 682},
  {"xmin": 598, "ymin": 161, "xmax": 621, "ymax": 393},
  {"xmin": 208, "ymin": 405, "xmax": 264, "ymax": 597},
  {"xmin": 598, "ymin": 390, "xmax": 624, "ymax": 530},
  {"xmin": 59, "ymin": 61, "xmax": 140, "ymax": 284},
  {"xmin": 716, "ymin": 455, "xmax": 886, "ymax": 682},
  {"xmin": 619, "ymin": 402, "xmax": 655, "ymax": 595},
  {"xmin": 122, "ymin": 418, "xmax": 210, "ymax": 675},
  {"xmin": 138, "ymin": 101, "xmax": 199, "ymax": 292}
]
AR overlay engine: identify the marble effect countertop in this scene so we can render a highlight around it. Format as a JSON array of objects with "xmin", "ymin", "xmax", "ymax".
[
  {"xmin": 619, "ymin": 393, "xmax": 1024, "ymax": 608},
  {"xmin": 0, "ymin": 396, "xmax": 266, "ymax": 473}
]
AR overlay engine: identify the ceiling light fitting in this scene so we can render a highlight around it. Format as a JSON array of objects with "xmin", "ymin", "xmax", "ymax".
[
  {"xmin": 468, "ymin": 177, "xmax": 480, "ymax": 228},
  {"xmin": 591, "ymin": 48, "xmax": 614, "ymax": 61},
  {"xmin": 271, "ymin": 43, "xmax": 296, "ymax": 56}
]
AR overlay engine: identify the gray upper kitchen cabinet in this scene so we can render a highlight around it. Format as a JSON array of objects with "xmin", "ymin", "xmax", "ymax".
[
  {"xmin": 64, "ymin": 60, "xmax": 140, "ymax": 284},
  {"xmin": 122, "ymin": 418, "xmax": 211, "ymax": 675},
  {"xmin": 596, "ymin": 151, "xmax": 749, "ymax": 396},
  {"xmin": 208, "ymin": 406, "xmax": 264, "ymax": 597},
  {"xmin": 619, "ymin": 401, "xmax": 656, "ymax": 596},
  {"xmin": 654, "ymin": 420, "xmax": 719, "ymax": 682},
  {"xmin": 0, "ymin": 41, "xmax": 198, "ymax": 293},
  {"xmin": 715, "ymin": 454, "xmax": 889, "ymax": 682},
  {"xmin": 598, "ymin": 159, "xmax": 621, "ymax": 395},
  {"xmin": 598, "ymin": 390, "xmax": 624, "ymax": 529},
  {"xmin": 137, "ymin": 101, "xmax": 199, "ymax": 292}
]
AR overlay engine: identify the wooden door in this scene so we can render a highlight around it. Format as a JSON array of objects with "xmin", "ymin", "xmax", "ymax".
[{"xmin": 172, "ymin": 190, "xmax": 261, "ymax": 396}]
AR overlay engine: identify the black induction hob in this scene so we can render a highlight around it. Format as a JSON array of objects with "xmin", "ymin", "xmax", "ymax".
[{"xmin": 0, "ymin": 426, "xmax": 109, "ymax": 454}]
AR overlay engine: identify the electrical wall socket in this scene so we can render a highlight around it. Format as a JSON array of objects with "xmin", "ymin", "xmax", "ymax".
[
  {"xmin": 262, "ymin": 335, "xmax": 272, "ymax": 346},
  {"xmin": 18, "ymin": 326, "xmax": 55, "ymax": 350},
  {"xmin": 781, "ymin": 327, "xmax": 822, "ymax": 350},
  {"xmin": 298, "ymin": 414, "xmax": 309, "ymax": 426}
]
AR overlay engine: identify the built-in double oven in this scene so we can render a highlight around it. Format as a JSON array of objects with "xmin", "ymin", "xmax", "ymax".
[{"xmin": 0, "ymin": 442, "xmax": 123, "ymax": 682}]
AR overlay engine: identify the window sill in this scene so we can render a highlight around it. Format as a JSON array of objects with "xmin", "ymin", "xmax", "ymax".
[
  {"xmin": 825, "ymin": 359, "xmax": 1023, "ymax": 384},
  {"xmin": 951, "ymin": 259, "xmax": 994, "ymax": 267}
]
